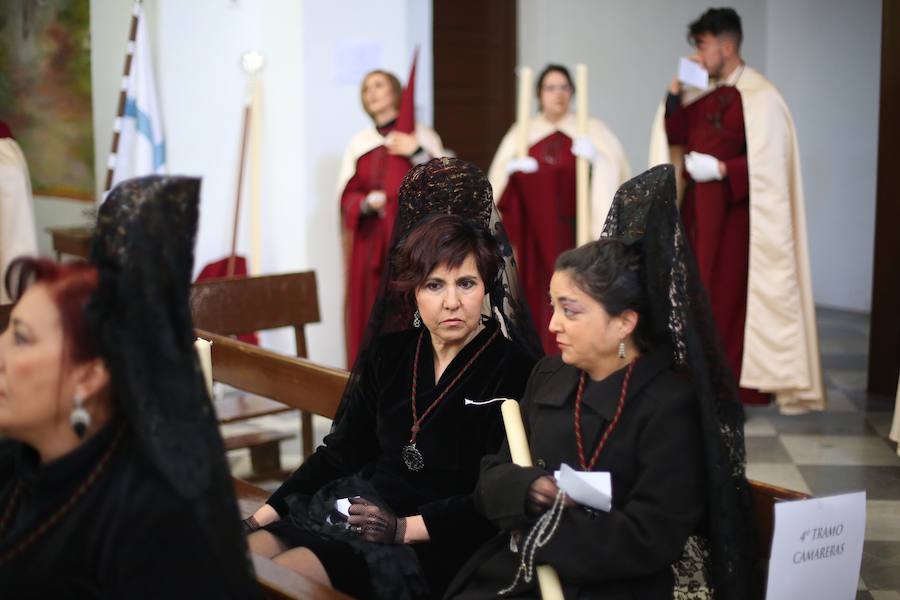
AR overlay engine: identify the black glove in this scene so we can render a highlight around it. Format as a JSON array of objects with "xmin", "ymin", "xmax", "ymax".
[
  {"xmin": 526, "ymin": 475, "xmax": 576, "ymax": 516},
  {"xmin": 347, "ymin": 497, "xmax": 405, "ymax": 544},
  {"xmin": 242, "ymin": 515, "xmax": 261, "ymax": 535}
]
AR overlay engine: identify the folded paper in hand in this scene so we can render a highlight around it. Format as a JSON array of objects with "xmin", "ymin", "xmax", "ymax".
[
  {"xmin": 677, "ymin": 57, "xmax": 709, "ymax": 90},
  {"xmin": 326, "ymin": 497, "xmax": 353, "ymax": 526},
  {"xmin": 554, "ymin": 463, "xmax": 612, "ymax": 512}
]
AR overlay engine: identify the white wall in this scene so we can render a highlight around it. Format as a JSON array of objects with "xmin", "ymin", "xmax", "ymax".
[
  {"xmin": 765, "ymin": 0, "xmax": 881, "ymax": 311},
  {"xmin": 297, "ymin": 1, "xmax": 432, "ymax": 367},
  {"xmin": 74, "ymin": 0, "xmax": 430, "ymax": 369},
  {"xmin": 517, "ymin": 0, "xmax": 881, "ymax": 312},
  {"xmin": 517, "ymin": 0, "xmax": 767, "ymax": 173}
]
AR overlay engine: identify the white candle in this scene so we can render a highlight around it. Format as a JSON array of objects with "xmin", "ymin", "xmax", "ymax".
[
  {"xmin": 500, "ymin": 399, "xmax": 565, "ymax": 600},
  {"xmin": 194, "ymin": 338, "xmax": 213, "ymax": 398},
  {"xmin": 249, "ymin": 76, "xmax": 263, "ymax": 275},
  {"xmin": 575, "ymin": 63, "xmax": 590, "ymax": 246},
  {"xmin": 501, "ymin": 399, "xmax": 532, "ymax": 467},
  {"xmin": 516, "ymin": 66, "xmax": 533, "ymax": 159}
]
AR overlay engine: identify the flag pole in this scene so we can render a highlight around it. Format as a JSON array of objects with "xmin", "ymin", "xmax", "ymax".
[{"xmin": 104, "ymin": 1, "xmax": 142, "ymax": 193}]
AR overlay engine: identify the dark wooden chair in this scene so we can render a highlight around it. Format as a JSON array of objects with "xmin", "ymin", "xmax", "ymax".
[
  {"xmin": 748, "ymin": 478, "xmax": 812, "ymax": 598},
  {"xmin": 0, "ymin": 303, "xmax": 10, "ymax": 331},
  {"xmin": 190, "ymin": 272, "xmax": 323, "ymax": 479}
]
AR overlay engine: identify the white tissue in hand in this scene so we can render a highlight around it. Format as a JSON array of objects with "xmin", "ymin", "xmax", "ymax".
[
  {"xmin": 554, "ymin": 463, "xmax": 612, "ymax": 512},
  {"xmin": 335, "ymin": 497, "xmax": 351, "ymax": 517}
]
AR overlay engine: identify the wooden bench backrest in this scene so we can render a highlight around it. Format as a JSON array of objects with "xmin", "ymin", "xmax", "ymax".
[
  {"xmin": 191, "ymin": 272, "xmax": 319, "ymax": 357},
  {"xmin": 197, "ymin": 329, "xmax": 348, "ymax": 419},
  {"xmin": 749, "ymin": 478, "xmax": 811, "ymax": 559}
]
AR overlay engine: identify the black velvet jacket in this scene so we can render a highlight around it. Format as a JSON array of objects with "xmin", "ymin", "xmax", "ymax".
[
  {"xmin": 447, "ymin": 346, "xmax": 707, "ymax": 599},
  {"xmin": 267, "ymin": 319, "xmax": 535, "ymax": 593},
  {"xmin": 0, "ymin": 423, "xmax": 253, "ymax": 599}
]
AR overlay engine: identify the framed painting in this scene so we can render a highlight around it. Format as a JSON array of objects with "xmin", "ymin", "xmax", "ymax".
[{"xmin": 0, "ymin": 0, "xmax": 94, "ymax": 201}]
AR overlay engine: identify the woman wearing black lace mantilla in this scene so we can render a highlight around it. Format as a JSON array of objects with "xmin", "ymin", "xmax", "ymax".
[
  {"xmin": 447, "ymin": 165, "xmax": 756, "ymax": 599},
  {"xmin": 0, "ymin": 177, "xmax": 258, "ymax": 597},
  {"xmin": 244, "ymin": 158, "xmax": 542, "ymax": 599}
]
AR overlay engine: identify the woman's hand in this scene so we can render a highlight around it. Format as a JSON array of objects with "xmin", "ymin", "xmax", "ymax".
[
  {"xmin": 347, "ymin": 497, "xmax": 402, "ymax": 544},
  {"xmin": 526, "ymin": 475, "xmax": 576, "ymax": 516},
  {"xmin": 364, "ymin": 190, "xmax": 387, "ymax": 216},
  {"xmin": 385, "ymin": 131, "xmax": 419, "ymax": 157},
  {"xmin": 243, "ymin": 503, "xmax": 279, "ymax": 534}
]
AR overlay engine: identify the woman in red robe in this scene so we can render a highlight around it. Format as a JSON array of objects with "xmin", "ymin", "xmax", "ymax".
[
  {"xmin": 337, "ymin": 70, "xmax": 444, "ymax": 366},
  {"xmin": 488, "ymin": 65, "xmax": 630, "ymax": 355}
]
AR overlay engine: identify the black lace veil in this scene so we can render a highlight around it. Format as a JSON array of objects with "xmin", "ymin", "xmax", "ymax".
[
  {"xmin": 335, "ymin": 157, "xmax": 542, "ymax": 424},
  {"xmin": 601, "ymin": 165, "xmax": 755, "ymax": 599},
  {"xmin": 87, "ymin": 176, "xmax": 258, "ymax": 595}
]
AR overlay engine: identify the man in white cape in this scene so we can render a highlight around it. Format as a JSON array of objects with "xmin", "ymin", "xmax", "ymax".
[{"xmin": 649, "ymin": 8, "xmax": 824, "ymax": 413}]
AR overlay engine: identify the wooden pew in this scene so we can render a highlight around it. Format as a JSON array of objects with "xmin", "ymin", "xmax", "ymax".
[
  {"xmin": 748, "ymin": 478, "xmax": 811, "ymax": 598},
  {"xmin": 205, "ymin": 331, "xmax": 349, "ymax": 598},
  {"xmin": 197, "ymin": 329, "xmax": 347, "ymax": 421},
  {"xmin": 233, "ymin": 478, "xmax": 350, "ymax": 600},
  {"xmin": 190, "ymin": 272, "xmax": 323, "ymax": 478}
]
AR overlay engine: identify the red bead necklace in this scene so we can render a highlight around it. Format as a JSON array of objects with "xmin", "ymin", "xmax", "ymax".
[
  {"xmin": 401, "ymin": 326, "xmax": 500, "ymax": 471},
  {"xmin": 574, "ymin": 360, "xmax": 637, "ymax": 471}
]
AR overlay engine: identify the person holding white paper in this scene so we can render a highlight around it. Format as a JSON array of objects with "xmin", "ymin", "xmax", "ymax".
[
  {"xmin": 244, "ymin": 159, "xmax": 540, "ymax": 599},
  {"xmin": 447, "ymin": 166, "xmax": 756, "ymax": 600},
  {"xmin": 650, "ymin": 8, "xmax": 824, "ymax": 413},
  {"xmin": 488, "ymin": 64, "xmax": 631, "ymax": 356}
]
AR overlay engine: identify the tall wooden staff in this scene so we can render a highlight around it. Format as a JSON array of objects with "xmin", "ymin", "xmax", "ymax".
[
  {"xmin": 575, "ymin": 63, "xmax": 590, "ymax": 246},
  {"xmin": 516, "ymin": 67, "xmax": 534, "ymax": 159},
  {"xmin": 104, "ymin": 1, "xmax": 142, "ymax": 193},
  {"xmin": 501, "ymin": 400, "xmax": 565, "ymax": 600}
]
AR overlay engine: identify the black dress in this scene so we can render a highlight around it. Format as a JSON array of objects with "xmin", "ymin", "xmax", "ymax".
[
  {"xmin": 265, "ymin": 319, "xmax": 535, "ymax": 598},
  {"xmin": 446, "ymin": 345, "xmax": 708, "ymax": 599},
  {"xmin": 0, "ymin": 422, "xmax": 248, "ymax": 599}
]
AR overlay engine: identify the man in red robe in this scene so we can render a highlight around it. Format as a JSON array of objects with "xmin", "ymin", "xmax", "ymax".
[{"xmin": 663, "ymin": 9, "xmax": 766, "ymax": 404}]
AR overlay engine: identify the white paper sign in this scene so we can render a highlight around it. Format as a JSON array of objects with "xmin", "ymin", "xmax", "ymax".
[
  {"xmin": 554, "ymin": 463, "xmax": 612, "ymax": 512},
  {"xmin": 766, "ymin": 491, "xmax": 866, "ymax": 600},
  {"xmin": 333, "ymin": 40, "xmax": 383, "ymax": 85},
  {"xmin": 677, "ymin": 57, "xmax": 709, "ymax": 90}
]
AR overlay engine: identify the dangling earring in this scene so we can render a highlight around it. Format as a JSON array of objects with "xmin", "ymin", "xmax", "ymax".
[
  {"xmin": 413, "ymin": 310, "xmax": 421, "ymax": 328},
  {"xmin": 618, "ymin": 340, "xmax": 626, "ymax": 360},
  {"xmin": 70, "ymin": 392, "xmax": 91, "ymax": 439}
]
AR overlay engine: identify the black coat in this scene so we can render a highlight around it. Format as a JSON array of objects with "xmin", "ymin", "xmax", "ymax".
[
  {"xmin": 267, "ymin": 320, "xmax": 535, "ymax": 596},
  {"xmin": 447, "ymin": 345, "xmax": 707, "ymax": 599},
  {"xmin": 0, "ymin": 423, "xmax": 255, "ymax": 599}
]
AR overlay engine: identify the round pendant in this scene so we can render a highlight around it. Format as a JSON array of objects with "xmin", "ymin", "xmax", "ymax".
[{"xmin": 402, "ymin": 443, "xmax": 424, "ymax": 471}]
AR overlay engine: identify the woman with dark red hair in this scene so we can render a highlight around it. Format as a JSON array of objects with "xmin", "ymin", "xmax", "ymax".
[
  {"xmin": 0, "ymin": 177, "xmax": 258, "ymax": 598},
  {"xmin": 245, "ymin": 158, "xmax": 541, "ymax": 599}
]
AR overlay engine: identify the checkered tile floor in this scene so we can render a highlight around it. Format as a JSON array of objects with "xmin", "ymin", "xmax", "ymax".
[
  {"xmin": 744, "ymin": 307, "xmax": 900, "ymax": 599},
  {"xmin": 224, "ymin": 306, "xmax": 900, "ymax": 598}
]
